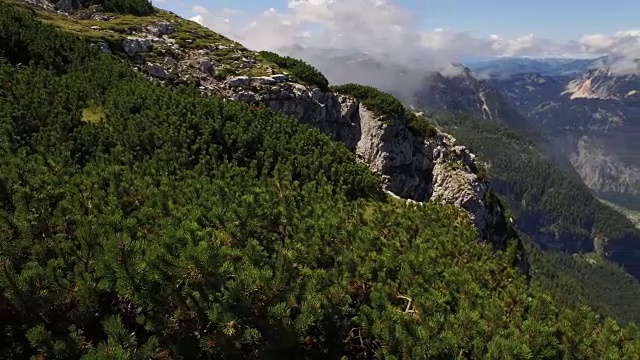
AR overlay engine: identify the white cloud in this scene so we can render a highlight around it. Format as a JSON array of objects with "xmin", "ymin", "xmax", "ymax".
[
  {"xmin": 191, "ymin": 5, "xmax": 209, "ymax": 15},
  {"xmin": 190, "ymin": 0, "xmax": 637, "ymax": 57},
  {"xmin": 189, "ymin": 14, "xmax": 203, "ymax": 24},
  {"xmin": 189, "ymin": 0, "xmax": 639, "ymax": 77},
  {"xmin": 581, "ymin": 30, "xmax": 640, "ymax": 58}
]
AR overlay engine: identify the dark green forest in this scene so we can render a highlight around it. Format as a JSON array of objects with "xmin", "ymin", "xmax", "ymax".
[
  {"xmin": 2, "ymin": 2, "xmax": 640, "ymax": 359},
  {"xmin": 524, "ymin": 238, "xmax": 640, "ymax": 326}
]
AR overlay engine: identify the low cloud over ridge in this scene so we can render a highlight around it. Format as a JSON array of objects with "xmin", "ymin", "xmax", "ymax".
[{"xmin": 188, "ymin": 0, "xmax": 640, "ymax": 80}]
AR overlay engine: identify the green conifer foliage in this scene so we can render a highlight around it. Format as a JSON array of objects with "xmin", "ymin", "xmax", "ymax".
[{"xmin": 0, "ymin": 4, "xmax": 639, "ymax": 359}]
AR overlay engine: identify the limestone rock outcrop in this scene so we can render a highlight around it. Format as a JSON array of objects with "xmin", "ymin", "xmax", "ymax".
[{"xmin": 223, "ymin": 77, "xmax": 514, "ymax": 253}]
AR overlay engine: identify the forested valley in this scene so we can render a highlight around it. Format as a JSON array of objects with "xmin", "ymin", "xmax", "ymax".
[
  {"xmin": 1, "ymin": 1, "xmax": 640, "ymax": 358},
  {"xmin": 431, "ymin": 111, "xmax": 640, "ymax": 326}
]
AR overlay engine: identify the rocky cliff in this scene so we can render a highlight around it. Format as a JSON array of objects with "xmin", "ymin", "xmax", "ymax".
[
  {"xmin": 220, "ymin": 72, "xmax": 512, "ymax": 251},
  {"xmin": 266, "ymin": 87, "xmax": 524, "ymax": 268}
]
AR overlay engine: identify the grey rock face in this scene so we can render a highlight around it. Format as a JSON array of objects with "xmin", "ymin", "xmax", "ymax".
[
  {"xmin": 352, "ymin": 107, "xmax": 432, "ymax": 200},
  {"xmin": 146, "ymin": 63, "xmax": 168, "ymax": 79},
  {"xmin": 251, "ymin": 76, "xmax": 277, "ymax": 85},
  {"xmin": 271, "ymin": 74, "xmax": 289, "ymax": 83},
  {"xmin": 199, "ymin": 59, "xmax": 215, "ymax": 74},
  {"xmin": 251, "ymin": 81, "xmax": 506, "ymax": 248},
  {"xmin": 227, "ymin": 76, "xmax": 251, "ymax": 87},
  {"xmin": 431, "ymin": 161, "xmax": 490, "ymax": 235},
  {"xmin": 283, "ymin": 90, "xmax": 517, "ymax": 261},
  {"xmin": 122, "ymin": 38, "xmax": 151, "ymax": 57}
]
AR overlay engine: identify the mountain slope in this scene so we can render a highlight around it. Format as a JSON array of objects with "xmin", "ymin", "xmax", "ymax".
[
  {"xmin": 3, "ymin": 1, "xmax": 640, "ymax": 358},
  {"xmin": 467, "ymin": 57, "xmax": 608, "ymax": 77},
  {"xmin": 524, "ymin": 237, "xmax": 640, "ymax": 326},
  {"xmin": 8, "ymin": 0, "xmax": 530, "ymax": 257},
  {"xmin": 430, "ymin": 111, "xmax": 640, "ymax": 275}
]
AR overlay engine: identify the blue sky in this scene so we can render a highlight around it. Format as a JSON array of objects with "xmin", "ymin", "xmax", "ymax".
[
  {"xmin": 154, "ymin": 0, "xmax": 639, "ymax": 61},
  {"xmin": 157, "ymin": 0, "xmax": 639, "ymax": 41},
  {"xmin": 413, "ymin": 0, "xmax": 639, "ymax": 41}
]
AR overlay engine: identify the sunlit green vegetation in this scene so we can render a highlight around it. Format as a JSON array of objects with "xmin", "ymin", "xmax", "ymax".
[{"xmin": 1, "ymin": 3, "xmax": 640, "ymax": 358}]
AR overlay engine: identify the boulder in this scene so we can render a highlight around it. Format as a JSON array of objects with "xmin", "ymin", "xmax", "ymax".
[
  {"xmin": 91, "ymin": 13, "xmax": 112, "ymax": 21},
  {"xmin": 157, "ymin": 21, "xmax": 175, "ymax": 35},
  {"xmin": 146, "ymin": 26, "xmax": 161, "ymax": 37},
  {"xmin": 122, "ymin": 37, "xmax": 150, "ymax": 56},
  {"xmin": 147, "ymin": 63, "xmax": 168, "ymax": 79},
  {"xmin": 199, "ymin": 59, "xmax": 215, "ymax": 74},
  {"xmin": 227, "ymin": 76, "xmax": 250, "ymax": 87},
  {"xmin": 75, "ymin": 4, "xmax": 104, "ymax": 19},
  {"xmin": 271, "ymin": 74, "xmax": 289, "ymax": 83},
  {"xmin": 95, "ymin": 42, "xmax": 111, "ymax": 54},
  {"xmin": 251, "ymin": 77, "xmax": 276, "ymax": 85},
  {"xmin": 147, "ymin": 21, "xmax": 175, "ymax": 37}
]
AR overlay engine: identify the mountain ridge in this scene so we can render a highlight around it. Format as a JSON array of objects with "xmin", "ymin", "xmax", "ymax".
[
  {"xmin": 3, "ymin": 1, "xmax": 640, "ymax": 357},
  {"xmin": 5, "ymin": 0, "xmax": 529, "ymax": 261},
  {"xmin": 466, "ymin": 56, "xmax": 635, "ymax": 78}
]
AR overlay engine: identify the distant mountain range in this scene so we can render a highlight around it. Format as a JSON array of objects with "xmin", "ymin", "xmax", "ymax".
[
  {"xmin": 489, "ymin": 63, "xmax": 640, "ymax": 208},
  {"xmin": 468, "ymin": 57, "xmax": 640, "ymax": 212},
  {"xmin": 466, "ymin": 56, "xmax": 613, "ymax": 78}
]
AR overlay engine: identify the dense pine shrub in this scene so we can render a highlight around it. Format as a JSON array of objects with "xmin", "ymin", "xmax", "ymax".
[
  {"xmin": 0, "ymin": 3, "xmax": 639, "ymax": 358},
  {"xmin": 259, "ymin": 51, "xmax": 330, "ymax": 91}
]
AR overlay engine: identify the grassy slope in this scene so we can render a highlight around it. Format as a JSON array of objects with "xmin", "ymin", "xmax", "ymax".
[{"xmin": 7, "ymin": 0, "xmax": 281, "ymax": 77}]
